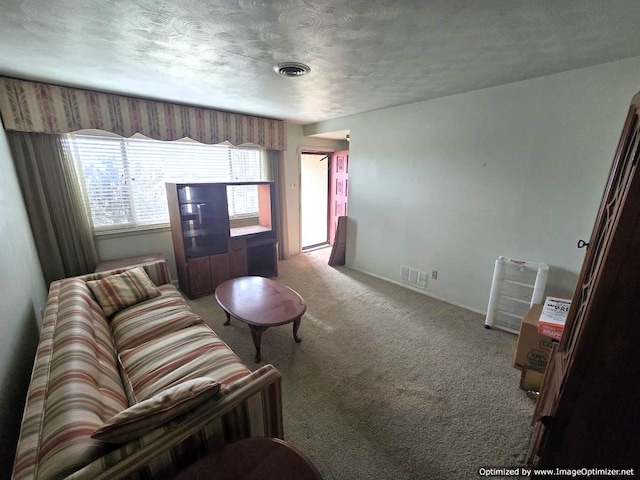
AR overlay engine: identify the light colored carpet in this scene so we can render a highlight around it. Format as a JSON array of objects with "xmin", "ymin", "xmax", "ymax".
[{"xmin": 187, "ymin": 248, "xmax": 535, "ymax": 480}]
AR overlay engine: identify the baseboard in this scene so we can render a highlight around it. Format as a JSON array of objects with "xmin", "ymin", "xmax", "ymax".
[{"xmin": 345, "ymin": 265, "xmax": 487, "ymax": 316}]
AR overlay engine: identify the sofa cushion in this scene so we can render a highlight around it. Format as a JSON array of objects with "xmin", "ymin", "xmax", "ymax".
[
  {"xmin": 118, "ymin": 324, "xmax": 251, "ymax": 402},
  {"xmin": 110, "ymin": 285, "xmax": 202, "ymax": 351},
  {"xmin": 91, "ymin": 377, "xmax": 220, "ymax": 443},
  {"xmin": 87, "ymin": 267, "xmax": 161, "ymax": 317}
]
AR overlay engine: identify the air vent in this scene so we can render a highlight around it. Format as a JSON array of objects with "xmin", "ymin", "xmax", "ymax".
[{"xmin": 274, "ymin": 62, "xmax": 311, "ymax": 77}]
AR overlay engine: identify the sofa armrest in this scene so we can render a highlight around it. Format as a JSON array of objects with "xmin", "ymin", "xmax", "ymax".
[
  {"xmin": 11, "ymin": 283, "xmax": 63, "ymax": 480},
  {"xmin": 73, "ymin": 259, "xmax": 172, "ymax": 287},
  {"xmin": 65, "ymin": 365, "xmax": 283, "ymax": 480}
]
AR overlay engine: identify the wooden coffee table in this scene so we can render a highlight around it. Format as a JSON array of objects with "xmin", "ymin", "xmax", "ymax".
[
  {"xmin": 215, "ymin": 276, "xmax": 307, "ymax": 362},
  {"xmin": 174, "ymin": 437, "xmax": 322, "ymax": 480}
]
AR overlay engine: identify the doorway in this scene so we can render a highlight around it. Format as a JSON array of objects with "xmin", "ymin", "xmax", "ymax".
[{"xmin": 300, "ymin": 152, "xmax": 330, "ymax": 250}]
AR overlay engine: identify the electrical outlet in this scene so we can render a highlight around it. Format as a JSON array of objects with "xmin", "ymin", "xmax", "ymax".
[{"xmin": 432, "ymin": 270, "xmax": 438, "ymax": 280}]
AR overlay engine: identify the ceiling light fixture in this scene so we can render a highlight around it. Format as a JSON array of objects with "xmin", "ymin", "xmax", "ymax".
[{"xmin": 274, "ymin": 62, "xmax": 311, "ymax": 77}]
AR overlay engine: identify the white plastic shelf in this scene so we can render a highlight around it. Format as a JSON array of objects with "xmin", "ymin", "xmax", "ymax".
[{"xmin": 484, "ymin": 256, "xmax": 549, "ymax": 334}]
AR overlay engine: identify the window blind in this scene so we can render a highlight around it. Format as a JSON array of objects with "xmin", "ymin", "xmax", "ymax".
[{"xmin": 67, "ymin": 134, "xmax": 264, "ymax": 232}]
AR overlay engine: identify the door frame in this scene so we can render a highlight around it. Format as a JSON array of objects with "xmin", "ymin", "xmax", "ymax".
[{"xmin": 298, "ymin": 146, "xmax": 335, "ymax": 252}]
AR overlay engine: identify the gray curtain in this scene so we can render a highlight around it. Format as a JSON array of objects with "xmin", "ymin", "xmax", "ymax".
[
  {"xmin": 266, "ymin": 149, "xmax": 287, "ymax": 260},
  {"xmin": 7, "ymin": 131, "xmax": 98, "ymax": 284}
]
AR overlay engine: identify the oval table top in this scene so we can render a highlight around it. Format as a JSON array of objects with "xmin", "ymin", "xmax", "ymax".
[
  {"xmin": 215, "ymin": 276, "xmax": 307, "ymax": 327},
  {"xmin": 174, "ymin": 437, "xmax": 322, "ymax": 480}
]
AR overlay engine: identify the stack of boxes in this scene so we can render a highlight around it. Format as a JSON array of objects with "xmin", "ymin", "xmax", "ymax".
[{"xmin": 513, "ymin": 297, "xmax": 571, "ymax": 391}]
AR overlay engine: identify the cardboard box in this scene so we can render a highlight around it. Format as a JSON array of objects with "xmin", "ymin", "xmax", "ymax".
[
  {"xmin": 538, "ymin": 296, "xmax": 571, "ymax": 341},
  {"xmin": 513, "ymin": 304, "xmax": 556, "ymax": 373},
  {"xmin": 519, "ymin": 367, "xmax": 545, "ymax": 392}
]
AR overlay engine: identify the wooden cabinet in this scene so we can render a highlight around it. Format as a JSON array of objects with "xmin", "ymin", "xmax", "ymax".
[
  {"xmin": 527, "ymin": 91, "xmax": 640, "ymax": 469},
  {"xmin": 210, "ymin": 253, "xmax": 230, "ymax": 291},
  {"xmin": 166, "ymin": 182, "xmax": 278, "ymax": 299},
  {"xmin": 187, "ymin": 256, "xmax": 212, "ymax": 297},
  {"xmin": 228, "ymin": 236, "xmax": 248, "ymax": 278},
  {"xmin": 246, "ymin": 238, "xmax": 279, "ymax": 277}
]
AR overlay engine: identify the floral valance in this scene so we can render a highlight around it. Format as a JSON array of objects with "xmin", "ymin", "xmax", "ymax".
[{"xmin": 0, "ymin": 77, "xmax": 286, "ymax": 150}]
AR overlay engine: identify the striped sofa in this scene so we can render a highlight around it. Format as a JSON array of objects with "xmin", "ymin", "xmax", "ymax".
[{"xmin": 12, "ymin": 259, "xmax": 283, "ymax": 480}]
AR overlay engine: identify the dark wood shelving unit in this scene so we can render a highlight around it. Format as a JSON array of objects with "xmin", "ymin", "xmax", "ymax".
[{"xmin": 166, "ymin": 181, "xmax": 278, "ymax": 299}]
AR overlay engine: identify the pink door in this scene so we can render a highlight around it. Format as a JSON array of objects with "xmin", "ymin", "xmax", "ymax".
[{"xmin": 329, "ymin": 150, "xmax": 349, "ymax": 245}]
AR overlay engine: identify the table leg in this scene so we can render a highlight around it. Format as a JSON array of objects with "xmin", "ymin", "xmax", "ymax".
[
  {"xmin": 250, "ymin": 325, "xmax": 268, "ymax": 363},
  {"xmin": 293, "ymin": 317, "xmax": 302, "ymax": 343},
  {"xmin": 223, "ymin": 311, "xmax": 231, "ymax": 326}
]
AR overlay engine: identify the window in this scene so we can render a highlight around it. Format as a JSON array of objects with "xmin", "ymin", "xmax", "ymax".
[{"xmin": 66, "ymin": 134, "xmax": 265, "ymax": 233}]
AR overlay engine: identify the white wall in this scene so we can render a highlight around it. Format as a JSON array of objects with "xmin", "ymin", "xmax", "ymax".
[
  {"xmin": 306, "ymin": 56, "xmax": 640, "ymax": 313},
  {"xmin": 0, "ymin": 128, "xmax": 48, "ymax": 476}
]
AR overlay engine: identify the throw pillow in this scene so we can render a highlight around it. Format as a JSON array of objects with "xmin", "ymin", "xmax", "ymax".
[
  {"xmin": 87, "ymin": 266, "xmax": 161, "ymax": 317},
  {"xmin": 91, "ymin": 377, "xmax": 220, "ymax": 443}
]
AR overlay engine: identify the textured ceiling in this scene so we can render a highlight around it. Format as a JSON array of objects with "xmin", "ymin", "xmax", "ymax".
[{"xmin": 1, "ymin": 0, "xmax": 640, "ymax": 125}]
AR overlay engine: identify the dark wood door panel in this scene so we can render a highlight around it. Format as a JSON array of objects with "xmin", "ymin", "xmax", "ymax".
[
  {"xmin": 528, "ymin": 94, "xmax": 640, "ymax": 468},
  {"xmin": 188, "ymin": 256, "xmax": 212, "ymax": 297},
  {"xmin": 228, "ymin": 237, "xmax": 248, "ymax": 278},
  {"xmin": 210, "ymin": 253, "xmax": 230, "ymax": 290}
]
